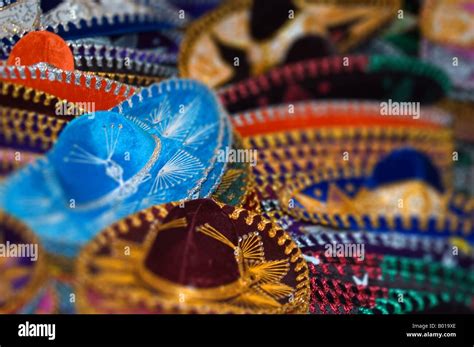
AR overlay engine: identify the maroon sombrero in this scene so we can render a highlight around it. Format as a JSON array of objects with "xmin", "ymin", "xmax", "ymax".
[{"xmin": 76, "ymin": 199, "xmax": 309, "ymax": 314}]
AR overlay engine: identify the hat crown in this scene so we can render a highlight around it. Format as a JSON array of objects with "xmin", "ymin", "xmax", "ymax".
[
  {"xmin": 142, "ymin": 199, "xmax": 240, "ymax": 288},
  {"xmin": 7, "ymin": 31, "xmax": 74, "ymax": 71},
  {"xmin": 366, "ymin": 148, "xmax": 444, "ymax": 192},
  {"xmin": 50, "ymin": 112, "xmax": 158, "ymax": 208}
]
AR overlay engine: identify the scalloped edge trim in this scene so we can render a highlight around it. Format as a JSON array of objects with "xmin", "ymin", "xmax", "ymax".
[{"xmin": 0, "ymin": 63, "xmax": 134, "ymax": 98}]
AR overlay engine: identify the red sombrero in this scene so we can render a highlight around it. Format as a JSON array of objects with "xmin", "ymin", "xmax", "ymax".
[{"xmin": 1, "ymin": 31, "xmax": 136, "ymax": 111}]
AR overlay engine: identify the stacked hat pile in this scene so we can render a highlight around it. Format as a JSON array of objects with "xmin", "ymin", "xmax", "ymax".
[{"xmin": 0, "ymin": 0, "xmax": 472, "ymax": 315}]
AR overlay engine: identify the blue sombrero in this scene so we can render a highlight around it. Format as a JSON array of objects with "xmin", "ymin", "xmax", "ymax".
[
  {"xmin": 279, "ymin": 148, "xmax": 474, "ymax": 242},
  {"xmin": 0, "ymin": 79, "xmax": 230, "ymax": 258},
  {"xmin": 111, "ymin": 79, "xmax": 232, "ymax": 198}
]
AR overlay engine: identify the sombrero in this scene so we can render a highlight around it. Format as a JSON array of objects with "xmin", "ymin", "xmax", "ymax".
[
  {"xmin": 1, "ymin": 31, "xmax": 136, "ymax": 110},
  {"xmin": 234, "ymin": 101, "xmax": 454, "ymax": 186},
  {"xmin": 0, "ymin": 79, "xmax": 229, "ymax": 258},
  {"xmin": 179, "ymin": 0, "xmax": 401, "ymax": 87},
  {"xmin": 110, "ymin": 79, "xmax": 232, "ymax": 199},
  {"xmin": 218, "ymin": 55, "xmax": 451, "ymax": 114},
  {"xmin": 6, "ymin": 30, "xmax": 177, "ymax": 88},
  {"xmin": 0, "ymin": 31, "xmax": 140, "ymax": 164},
  {"xmin": 279, "ymin": 148, "xmax": 474, "ymax": 240},
  {"xmin": 228, "ymin": 101, "xmax": 455, "ymax": 236},
  {"xmin": 76, "ymin": 198, "xmax": 310, "ymax": 314}
]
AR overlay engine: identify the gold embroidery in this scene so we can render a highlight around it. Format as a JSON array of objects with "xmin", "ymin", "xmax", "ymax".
[
  {"xmin": 159, "ymin": 217, "xmax": 187, "ymax": 232},
  {"xmin": 279, "ymin": 166, "xmax": 473, "ymax": 236},
  {"xmin": 239, "ymin": 232, "xmax": 265, "ymax": 261},
  {"xmin": 196, "ymin": 223, "xmax": 236, "ymax": 250},
  {"xmin": 76, "ymin": 204, "xmax": 310, "ymax": 314}
]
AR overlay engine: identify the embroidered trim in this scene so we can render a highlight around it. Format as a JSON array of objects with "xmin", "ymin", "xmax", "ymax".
[
  {"xmin": 0, "ymin": 107, "xmax": 67, "ymax": 151},
  {"xmin": 211, "ymin": 132, "xmax": 253, "ymax": 207},
  {"xmin": 0, "ymin": 63, "xmax": 135, "ymax": 109},
  {"xmin": 69, "ymin": 42, "xmax": 178, "ymax": 66},
  {"xmin": 0, "ymin": 80, "xmax": 86, "ymax": 117},
  {"xmin": 218, "ymin": 55, "xmax": 368, "ymax": 107},
  {"xmin": 0, "ymin": 1, "xmax": 183, "ymax": 56},
  {"xmin": 76, "ymin": 200, "xmax": 310, "ymax": 314},
  {"xmin": 85, "ymin": 71, "xmax": 166, "ymax": 87},
  {"xmin": 217, "ymin": 55, "xmax": 450, "ymax": 112}
]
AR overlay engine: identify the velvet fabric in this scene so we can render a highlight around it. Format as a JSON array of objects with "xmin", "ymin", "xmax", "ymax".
[
  {"xmin": 76, "ymin": 199, "xmax": 309, "ymax": 314},
  {"xmin": 144, "ymin": 199, "xmax": 241, "ymax": 287},
  {"xmin": 7, "ymin": 31, "xmax": 74, "ymax": 71},
  {"xmin": 143, "ymin": 198, "xmax": 300, "ymax": 295},
  {"xmin": 366, "ymin": 149, "xmax": 444, "ymax": 192},
  {"xmin": 0, "ymin": 112, "xmax": 155, "ymax": 257}
]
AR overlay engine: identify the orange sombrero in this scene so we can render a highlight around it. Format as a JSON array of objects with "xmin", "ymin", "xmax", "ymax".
[{"xmin": 1, "ymin": 31, "xmax": 135, "ymax": 111}]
